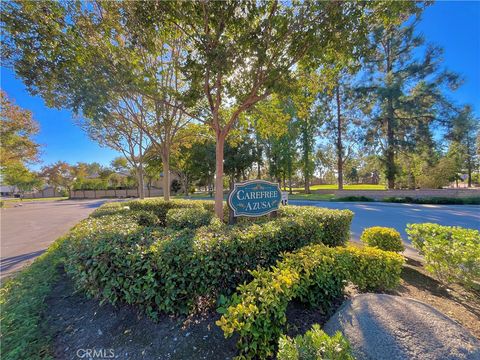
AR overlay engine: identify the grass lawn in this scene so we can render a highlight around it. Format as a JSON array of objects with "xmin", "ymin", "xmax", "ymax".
[
  {"xmin": 291, "ymin": 184, "xmax": 386, "ymax": 191},
  {"xmin": 288, "ymin": 193, "xmax": 337, "ymax": 201}
]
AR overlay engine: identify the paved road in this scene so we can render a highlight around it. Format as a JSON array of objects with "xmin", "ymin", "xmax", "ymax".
[
  {"xmin": 0, "ymin": 199, "xmax": 110, "ymax": 279},
  {"xmin": 291, "ymin": 200, "xmax": 480, "ymax": 258}
]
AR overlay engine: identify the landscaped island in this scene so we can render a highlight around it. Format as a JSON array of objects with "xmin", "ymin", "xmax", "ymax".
[{"xmin": 2, "ymin": 199, "xmax": 479, "ymax": 359}]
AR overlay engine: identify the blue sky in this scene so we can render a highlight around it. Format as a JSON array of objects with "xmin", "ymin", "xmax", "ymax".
[{"xmin": 1, "ymin": 1, "xmax": 479, "ymax": 171}]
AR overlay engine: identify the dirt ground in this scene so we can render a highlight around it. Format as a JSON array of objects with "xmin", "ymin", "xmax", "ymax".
[
  {"xmin": 45, "ymin": 259, "xmax": 480, "ymax": 360},
  {"xmin": 390, "ymin": 258, "xmax": 480, "ymax": 339}
]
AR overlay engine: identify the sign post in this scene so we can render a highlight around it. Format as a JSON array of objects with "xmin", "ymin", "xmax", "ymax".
[{"xmin": 227, "ymin": 180, "xmax": 282, "ymax": 222}]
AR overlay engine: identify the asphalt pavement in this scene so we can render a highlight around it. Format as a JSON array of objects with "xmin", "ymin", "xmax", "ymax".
[{"xmin": 0, "ymin": 199, "xmax": 110, "ymax": 279}]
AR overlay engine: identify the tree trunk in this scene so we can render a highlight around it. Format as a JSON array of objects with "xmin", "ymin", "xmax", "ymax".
[
  {"xmin": 467, "ymin": 156, "xmax": 472, "ymax": 187},
  {"xmin": 385, "ymin": 42, "xmax": 396, "ymax": 190},
  {"xmin": 137, "ymin": 162, "xmax": 145, "ymax": 199},
  {"xmin": 161, "ymin": 146, "xmax": 171, "ymax": 201},
  {"xmin": 304, "ymin": 149, "xmax": 310, "ymax": 194},
  {"xmin": 214, "ymin": 133, "xmax": 226, "ymax": 219},
  {"xmin": 336, "ymin": 86, "xmax": 344, "ymax": 190},
  {"xmin": 288, "ymin": 162, "xmax": 293, "ymax": 194},
  {"xmin": 386, "ymin": 111, "xmax": 395, "ymax": 190}
]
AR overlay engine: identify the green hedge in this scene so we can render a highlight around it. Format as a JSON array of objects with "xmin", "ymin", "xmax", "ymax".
[
  {"xmin": 360, "ymin": 226, "xmax": 405, "ymax": 253},
  {"xmin": 407, "ymin": 223, "xmax": 480, "ymax": 289},
  {"xmin": 382, "ymin": 196, "xmax": 480, "ymax": 205},
  {"xmin": 63, "ymin": 204, "xmax": 354, "ymax": 316},
  {"xmin": 166, "ymin": 207, "xmax": 213, "ymax": 229},
  {"xmin": 126, "ymin": 199, "xmax": 215, "ymax": 226},
  {"xmin": 277, "ymin": 324, "xmax": 354, "ymax": 360},
  {"xmin": 278, "ymin": 206, "xmax": 353, "ymax": 247},
  {"xmin": 216, "ymin": 244, "xmax": 404, "ymax": 359}
]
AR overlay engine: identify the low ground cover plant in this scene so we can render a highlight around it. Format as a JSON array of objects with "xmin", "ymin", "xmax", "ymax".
[
  {"xmin": 0, "ymin": 237, "xmax": 66, "ymax": 360},
  {"xmin": 216, "ymin": 244, "xmax": 404, "ymax": 359},
  {"xmin": 277, "ymin": 324, "xmax": 354, "ymax": 360},
  {"xmin": 407, "ymin": 223, "xmax": 480, "ymax": 289},
  {"xmin": 360, "ymin": 226, "xmax": 405, "ymax": 253},
  {"xmin": 63, "ymin": 201, "xmax": 354, "ymax": 316}
]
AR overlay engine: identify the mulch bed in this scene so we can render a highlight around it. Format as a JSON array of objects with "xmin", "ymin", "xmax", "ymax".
[{"xmin": 45, "ymin": 272, "xmax": 237, "ymax": 360}]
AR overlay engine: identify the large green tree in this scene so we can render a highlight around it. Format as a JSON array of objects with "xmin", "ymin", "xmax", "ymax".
[
  {"xmin": 446, "ymin": 106, "xmax": 479, "ymax": 187},
  {"xmin": 40, "ymin": 161, "xmax": 76, "ymax": 195},
  {"xmin": 359, "ymin": 17, "xmax": 460, "ymax": 189},
  {"xmin": 1, "ymin": 0, "xmax": 193, "ymax": 201},
  {"xmin": 0, "ymin": 90, "xmax": 40, "ymax": 171},
  {"xmin": 137, "ymin": 0, "xmax": 418, "ymax": 217},
  {"xmin": 2, "ymin": 162, "xmax": 43, "ymax": 198}
]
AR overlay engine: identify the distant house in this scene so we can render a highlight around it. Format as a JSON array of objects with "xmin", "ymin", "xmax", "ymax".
[{"xmin": 0, "ymin": 185, "xmax": 17, "ymax": 197}]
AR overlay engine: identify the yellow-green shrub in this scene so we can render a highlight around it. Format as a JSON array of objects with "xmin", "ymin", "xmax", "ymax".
[
  {"xmin": 216, "ymin": 244, "xmax": 404, "ymax": 359},
  {"xmin": 407, "ymin": 223, "xmax": 480, "ymax": 289},
  {"xmin": 279, "ymin": 206, "xmax": 353, "ymax": 247},
  {"xmin": 360, "ymin": 226, "xmax": 405, "ymax": 253},
  {"xmin": 277, "ymin": 324, "xmax": 354, "ymax": 360}
]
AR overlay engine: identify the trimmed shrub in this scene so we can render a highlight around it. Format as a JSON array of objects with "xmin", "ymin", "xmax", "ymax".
[
  {"xmin": 127, "ymin": 198, "xmax": 212, "ymax": 226},
  {"xmin": 90, "ymin": 202, "xmax": 127, "ymax": 218},
  {"xmin": 360, "ymin": 226, "xmax": 405, "ymax": 253},
  {"xmin": 216, "ymin": 244, "xmax": 403, "ymax": 359},
  {"xmin": 278, "ymin": 206, "xmax": 353, "ymax": 247},
  {"xmin": 382, "ymin": 197, "xmax": 480, "ymax": 205},
  {"xmin": 135, "ymin": 210, "xmax": 159, "ymax": 227},
  {"xmin": 63, "ymin": 205, "xmax": 354, "ymax": 316},
  {"xmin": 166, "ymin": 207, "xmax": 213, "ymax": 229},
  {"xmin": 407, "ymin": 223, "xmax": 480, "ymax": 289},
  {"xmin": 277, "ymin": 325, "xmax": 354, "ymax": 360}
]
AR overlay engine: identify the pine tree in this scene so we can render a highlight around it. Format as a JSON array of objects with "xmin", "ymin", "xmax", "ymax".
[{"xmin": 359, "ymin": 18, "xmax": 460, "ymax": 189}]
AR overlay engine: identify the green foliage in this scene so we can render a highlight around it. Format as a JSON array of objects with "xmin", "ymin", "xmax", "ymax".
[
  {"xmin": 407, "ymin": 223, "xmax": 480, "ymax": 289},
  {"xmin": 0, "ymin": 237, "xmax": 66, "ymax": 360},
  {"xmin": 2, "ymin": 162, "xmax": 43, "ymax": 194},
  {"xmin": 360, "ymin": 226, "xmax": 405, "ymax": 253},
  {"xmin": 359, "ymin": 16, "xmax": 460, "ymax": 189},
  {"xmin": 0, "ymin": 90, "xmax": 40, "ymax": 169},
  {"xmin": 336, "ymin": 196, "xmax": 375, "ymax": 202},
  {"xmin": 382, "ymin": 196, "xmax": 480, "ymax": 205},
  {"xmin": 170, "ymin": 179, "xmax": 182, "ymax": 193},
  {"xmin": 126, "ymin": 199, "xmax": 214, "ymax": 226},
  {"xmin": 63, "ymin": 202, "xmax": 353, "ymax": 317},
  {"xmin": 216, "ymin": 244, "xmax": 403, "ymax": 359},
  {"xmin": 134, "ymin": 210, "xmax": 159, "ymax": 227},
  {"xmin": 277, "ymin": 325, "xmax": 354, "ymax": 360},
  {"xmin": 166, "ymin": 207, "xmax": 213, "ymax": 230},
  {"xmin": 278, "ymin": 206, "xmax": 353, "ymax": 247}
]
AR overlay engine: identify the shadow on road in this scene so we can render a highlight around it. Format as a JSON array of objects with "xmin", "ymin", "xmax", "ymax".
[{"xmin": 1, "ymin": 249, "xmax": 46, "ymax": 273}]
